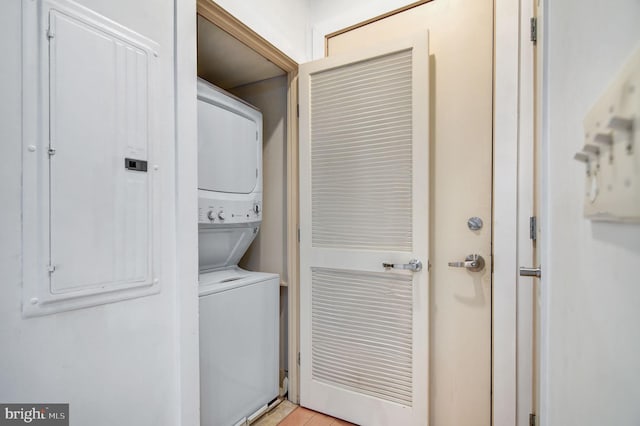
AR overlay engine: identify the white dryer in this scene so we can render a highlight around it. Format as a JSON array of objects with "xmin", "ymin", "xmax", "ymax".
[{"xmin": 197, "ymin": 78, "xmax": 279, "ymax": 426}]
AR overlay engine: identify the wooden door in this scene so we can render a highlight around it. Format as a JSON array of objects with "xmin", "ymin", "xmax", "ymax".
[
  {"xmin": 327, "ymin": 1, "xmax": 494, "ymax": 424},
  {"xmin": 299, "ymin": 34, "xmax": 430, "ymax": 425}
]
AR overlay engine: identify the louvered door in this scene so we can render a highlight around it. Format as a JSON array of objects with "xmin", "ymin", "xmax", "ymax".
[{"xmin": 299, "ymin": 34, "xmax": 429, "ymax": 426}]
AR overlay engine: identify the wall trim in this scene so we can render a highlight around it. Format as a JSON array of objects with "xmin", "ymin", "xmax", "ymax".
[{"xmin": 493, "ymin": 0, "xmax": 521, "ymax": 423}]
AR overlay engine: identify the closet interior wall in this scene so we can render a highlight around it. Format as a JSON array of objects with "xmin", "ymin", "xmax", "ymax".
[{"xmin": 234, "ymin": 77, "xmax": 289, "ymax": 375}]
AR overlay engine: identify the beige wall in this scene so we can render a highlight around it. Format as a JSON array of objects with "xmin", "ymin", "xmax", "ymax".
[
  {"xmin": 233, "ymin": 75, "xmax": 289, "ymax": 372},
  {"xmin": 233, "ymin": 76, "xmax": 289, "ymax": 283}
]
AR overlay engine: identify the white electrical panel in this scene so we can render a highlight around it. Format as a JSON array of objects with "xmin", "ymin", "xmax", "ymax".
[
  {"xmin": 578, "ymin": 45, "xmax": 640, "ymax": 222},
  {"xmin": 22, "ymin": 0, "xmax": 161, "ymax": 317}
]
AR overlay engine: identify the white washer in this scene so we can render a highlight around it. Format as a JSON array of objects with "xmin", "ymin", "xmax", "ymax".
[{"xmin": 197, "ymin": 78, "xmax": 279, "ymax": 426}]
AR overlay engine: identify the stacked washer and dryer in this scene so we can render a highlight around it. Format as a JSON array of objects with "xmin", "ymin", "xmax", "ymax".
[{"xmin": 197, "ymin": 78, "xmax": 279, "ymax": 426}]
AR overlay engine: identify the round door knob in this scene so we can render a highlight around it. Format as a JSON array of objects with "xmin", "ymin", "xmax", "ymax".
[
  {"xmin": 217, "ymin": 211, "xmax": 226, "ymax": 220},
  {"xmin": 207, "ymin": 210, "xmax": 215, "ymax": 221}
]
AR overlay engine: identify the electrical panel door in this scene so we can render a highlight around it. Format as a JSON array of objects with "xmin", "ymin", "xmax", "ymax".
[{"xmin": 22, "ymin": 0, "xmax": 161, "ymax": 316}]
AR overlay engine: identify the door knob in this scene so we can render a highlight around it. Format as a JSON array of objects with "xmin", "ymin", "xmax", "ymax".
[
  {"xmin": 448, "ymin": 254, "xmax": 485, "ymax": 272},
  {"xmin": 382, "ymin": 259, "xmax": 423, "ymax": 272}
]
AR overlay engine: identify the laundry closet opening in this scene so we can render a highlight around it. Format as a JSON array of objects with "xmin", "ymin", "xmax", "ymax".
[{"xmin": 197, "ymin": 6, "xmax": 297, "ymax": 421}]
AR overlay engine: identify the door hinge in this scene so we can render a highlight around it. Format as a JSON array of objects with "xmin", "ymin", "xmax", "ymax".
[
  {"xmin": 297, "ymin": 227, "xmax": 300, "ymax": 243},
  {"xmin": 529, "ymin": 216, "xmax": 537, "ymax": 241},
  {"xmin": 529, "ymin": 413, "xmax": 536, "ymax": 426},
  {"xmin": 530, "ymin": 17, "xmax": 538, "ymax": 44},
  {"xmin": 297, "ymin": 352, "xmax": 300, "ymax": 366},
  {"xmin": 296, "ymin": 104, "xmax": 299, "ymax": 118}
]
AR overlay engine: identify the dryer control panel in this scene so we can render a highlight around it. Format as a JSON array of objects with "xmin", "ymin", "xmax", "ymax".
[{"xmin": 198, "ymin": 197, "xmax": 262, "ymax": 225}]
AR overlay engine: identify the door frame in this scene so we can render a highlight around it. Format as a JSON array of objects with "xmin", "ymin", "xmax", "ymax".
[
  {"xmin": 312, "ymin": 1, "xmax": 528, "ymax": 424},
  {"xmin": 185, "ymin": 0, "xmax": 530, "ymax": 422},
  {"xmin": 195, "ymin": 0, "xmax": 302, "ymax": 404},
  {"xmin": 516, "ymin": 1, "xmax": 537, "ymax": 425}
]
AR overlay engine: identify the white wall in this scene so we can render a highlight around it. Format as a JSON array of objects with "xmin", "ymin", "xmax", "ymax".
[
  {"xmin": 542, "ymin": 1, "xmax": 640, "ymax": 424},
  {"xmin": 175, "ymin": 0, "xmax": 201, "ymax": 424},
  {"xmin": 309, "ymin": 0, "xmax": 414, "ymax": 27},
  {"xmin": 212, "ymin": 0, "xmax": 309, "ymax": 63},
  {"xmin": 0, "ymin": 1, "xmax": 183, "ymax": 425}
]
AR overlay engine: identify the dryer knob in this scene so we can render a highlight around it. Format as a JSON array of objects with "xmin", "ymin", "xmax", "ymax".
[
  {"xmin": 207, "ymin": 210, "xmax": 215, "ymax": 221},
  {"xmin": 217, "ymin": 211, "xmax": 226, "ymax": 220}
]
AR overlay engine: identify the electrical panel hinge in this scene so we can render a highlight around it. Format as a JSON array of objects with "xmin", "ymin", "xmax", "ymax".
[
  {"xmin": 47, "ymin": 27, "xmax": 54, "ymax": 39},
  {"xmin": 48, "ymin": 147, "xmax": 56, "ymax": 157},
  {"xmin": 529, "ymin": 413, "xmax": 536, "ymax": 426},
  {"xmin": 47, "ymin": 264, "xmax": 56, "ymax": 274},
  {"xmin": 530, "ymin": 17, "xmax": 537, "ymax": 44},
  {"xmin": 530, "ymin": 216, "xmax": 537, "ymax": 241}
]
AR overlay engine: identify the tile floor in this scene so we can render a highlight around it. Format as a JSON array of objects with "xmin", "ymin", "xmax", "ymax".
[
  {"xmin": 277, "ymin": 407, "xmax": 355, "ymax": 426},
  {"xmin": 253, "ymin": 401, "xmax": 356, "ymax": 426}
]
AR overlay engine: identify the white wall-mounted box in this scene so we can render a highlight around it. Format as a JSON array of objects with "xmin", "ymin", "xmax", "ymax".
[
  {"xmin": 22, "ymin": 0, "xmax": 161, "ymax": 317},
  {"xmin": 580, "ymin": 45, "xmax": 640, "ymax": 222}
]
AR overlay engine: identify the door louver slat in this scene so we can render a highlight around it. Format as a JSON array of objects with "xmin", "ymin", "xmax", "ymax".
[
  {"xmin": 310, "ymin": 49, "xmax": 413, "ymax": 251},
  {"xmin": 311, "ymin": 268, "xmax": 413, "ymax": 407}
]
